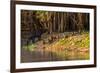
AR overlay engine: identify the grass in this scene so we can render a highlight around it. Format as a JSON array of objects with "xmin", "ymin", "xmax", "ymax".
[
  {"xmin": 22, "ymin": 43, "xmax": 36, "ymax": 52},
  {"xmin": 55, "ymin": 32, "xmax": 89, "ymax": 49}
]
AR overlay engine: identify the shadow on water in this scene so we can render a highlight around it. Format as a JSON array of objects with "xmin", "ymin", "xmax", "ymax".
[{"xmin": 21, "ymin": 48, "xmax": 64, "ymax": 63}]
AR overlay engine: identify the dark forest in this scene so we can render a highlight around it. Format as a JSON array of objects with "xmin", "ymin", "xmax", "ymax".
[{"xmin": 21, "ymin": 10, "xmax": 90, "ymax": 62}]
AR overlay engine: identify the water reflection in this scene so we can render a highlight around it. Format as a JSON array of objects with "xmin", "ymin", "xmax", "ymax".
[{"xmin": 21, "ymin": 47, "xmax": 89, "ymax": 63}]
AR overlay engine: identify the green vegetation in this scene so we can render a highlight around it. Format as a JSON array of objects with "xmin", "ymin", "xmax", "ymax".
[
  {"xmin": 23, "ymin": 43, "xmax": 36, "ymax": 52},
  {"xmin": 57, "ymin": 32, "xmax": 89, "ymax": 49}
]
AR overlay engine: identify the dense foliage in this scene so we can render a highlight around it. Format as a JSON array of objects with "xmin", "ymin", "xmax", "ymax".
[{"xmin": 21, "ymin": 10, "xmax": 89, "ymax": 34}]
